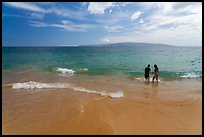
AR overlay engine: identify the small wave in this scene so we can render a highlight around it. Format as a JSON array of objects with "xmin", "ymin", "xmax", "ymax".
[
  {"xmin": 79, "ymin": 68, "xmax": 88, "ymax": 71},
  {"xmin": 56, "ymin": 67, "xmax": 75, "ymax": 74},
  {"xmin": 12, "ymin": 81, "xmax": 124, "ymax": 98},
  {"xmin": 180, "ymin": 72, "xmax": 202, "ymax": 78},
  {"xmin": 56, "ymin": 67, "xmax": 88, "ymax": 74}
]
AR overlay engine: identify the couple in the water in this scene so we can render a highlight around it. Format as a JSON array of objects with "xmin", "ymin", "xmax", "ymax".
[{"xmin": 145, "ymin": 64, "xmax": 159, "ymax": 83}]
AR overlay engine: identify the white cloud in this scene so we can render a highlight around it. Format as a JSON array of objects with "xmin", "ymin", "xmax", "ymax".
[
  {"xmin": 174, "ymin": 3, "xmax": 202, "ymax": 14},
  {"xmin": 131, "ymin": 11, "xmax": 142, "ymax": 21},
  {"xmin": 95, "ymin": 10, "xmax": 131, "ymax": 26},
  {"xmin": 29, "ymin": 21, "xmax": 48, "ymax": 27},
  {"xmin": 100, "ymin": 2, "xmax": 201, "ymax": 46},
  {"xmin": 4, "ymin": 2, "xmax": 88, "ymax": 21},
  {"xmin": 139, "ymin": 2, "xmax": 202, "ymax": 32},
  {"xmin": 102, "ymin": 20, "xmax": 201, "ymax": 46},
  {"xmin": 29, "ymin": 20, "xmax": 95, "ymax": 32},
  {"xmin": 103, "ymin": 38, "xmax": 110, "ymax": 42},
  {"xmin": 80, "ymin": 2, "xmax": 88, "ymax": 7},
  {"xmin": 104, "ymin": 25, "xmax": 124, "ymax": 32},
  {"xmin": 4, "ymin": 2, "xmax": 48, "ymax": 13},
  {"xmin": 88, "ymin": 2, "xmax": 115, "ymax": 14},
  {"xmin": 139, "ymin": 18, "xmax": 144, "ymax": 24},
  {"xmin": 139, "ymin": 2, "xmax": 174, "ymax": 11},
  {"xmin": 30, "ymin": 12, "xmax": 44, "ymax": 19},
  {"xmin": 51, "ymin": 8, "xmax": 88, "ymax": 20},
  {"xmin": 139, "ymin": 2, "xmax": 201, "ymax": 15}
]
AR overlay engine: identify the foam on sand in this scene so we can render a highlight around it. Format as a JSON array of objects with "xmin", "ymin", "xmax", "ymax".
[
  {"xmin": 72, "ymin": 87, "xmax": 97, "ymax": 94},
  {"xmin": 136, "ymin": 77, "xmax": 161, "ymax": 82},
  {"xmin": 12, "ymin": 81, "xmax": 124, "ymax": 98},
  {"xmin": 12, "ymin": 81, "xmax": 69, "ymax": 89},
  {"xmin": 72, "ymin": 87, "xmax": 124, "ymax": 98},
  {"xmin": 100, "ymin": 90, "xmax": 124, "ymax": 98}
]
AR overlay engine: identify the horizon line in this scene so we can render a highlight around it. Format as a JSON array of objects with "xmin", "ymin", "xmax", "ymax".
[{"xmin": 2, "ymin": 42, "xmax": 202, "ymax": 47}]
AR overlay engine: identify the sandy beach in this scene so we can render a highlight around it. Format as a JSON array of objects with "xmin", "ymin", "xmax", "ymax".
[{"xmin": 2, "ymin": 71, "xmax": 202, "ymax": 135}]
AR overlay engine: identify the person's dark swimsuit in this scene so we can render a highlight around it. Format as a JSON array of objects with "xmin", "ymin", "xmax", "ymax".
[{"xmin": 145, "ymin": 67, "xmax": 151, "ymax": 78}]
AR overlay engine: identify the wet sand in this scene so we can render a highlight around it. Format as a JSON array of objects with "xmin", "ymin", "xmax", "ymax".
[{"xmin": 2, "ymin": 71, "xmax": 202, "ymax": 135}]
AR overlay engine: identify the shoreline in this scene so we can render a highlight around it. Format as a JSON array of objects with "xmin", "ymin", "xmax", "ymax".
[{"xmin": 2, "ymin": 67, "xmax": 202, "ymax": 82}]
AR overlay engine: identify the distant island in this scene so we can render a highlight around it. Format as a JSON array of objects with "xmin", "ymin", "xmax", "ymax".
[
  {"xmin": 3, "ymin": 42, "xmax": 201, "ymax": 47},
  {"xmin": 79, "ymin": 42, "xmax": 176, "ymax": 48}
]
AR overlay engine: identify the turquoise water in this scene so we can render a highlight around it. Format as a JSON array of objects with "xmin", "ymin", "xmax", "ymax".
[{"xmin": 2, "ymin": 45, "xmax": 202, "ymax": 80}]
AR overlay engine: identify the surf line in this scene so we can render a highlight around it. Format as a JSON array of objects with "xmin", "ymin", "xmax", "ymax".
[{"xmin": 11, "ymin": 81, "xmax": 124, "ymax": 98}]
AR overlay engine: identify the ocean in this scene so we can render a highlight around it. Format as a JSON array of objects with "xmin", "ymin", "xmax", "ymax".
[
  {"xmin": 2, "ymin": 45, "xmax": 202, "ymax": 80},
  {"xmin": 2, "ymin": 44, "xmax": 202, "ymax": 134}
]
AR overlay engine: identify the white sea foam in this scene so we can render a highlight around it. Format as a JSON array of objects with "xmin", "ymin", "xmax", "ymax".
[
  {"xmin": 12, "ymin": 81, "xmax": 69, "ymax": 89},
  {"xmin": 69, "ymin": 86, "xmax": 124, "ymax": 98},
  {"xmin": 136, "ymin": 77, "xmax": 161, "ymax": 82},
  {"xmin": 103, "ymin": 90, "xmax": 124, "ymax": 98},
  {"xmin": 12, "ymin": 81, "xmax": 124, "ymax": 98},
  {"xmin": 56, "ymin": 67, "xmax": 75, "ymax": 74},
  {"xmin": 180, "ymin": 72, "xmax": 201, "ymax": 78},
  {"xmin": 72, "ymin": 87, "xmax": 97, "ymax": 93}
]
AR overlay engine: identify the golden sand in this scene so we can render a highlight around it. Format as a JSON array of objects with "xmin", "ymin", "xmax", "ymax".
[
  {"xmin": 2, "ymin": 71, "xmax": 202, "ymax": 135},
  {"xmin": 2, "ymin": 81, "xmax": 202, "ymax": 135}
]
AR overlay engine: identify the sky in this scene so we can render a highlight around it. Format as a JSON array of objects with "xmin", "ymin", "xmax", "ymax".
[{"xmin": 2, "ymin": 2, "xmax": 202, "ymax": 47}]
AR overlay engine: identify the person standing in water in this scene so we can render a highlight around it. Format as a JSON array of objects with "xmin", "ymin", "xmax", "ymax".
[
  {"xmin": 144, "ymin": 64, "xmax": 151, "ymax": 82},
  {"xmin": 152, "ymin": 64, "xmax": 159, "ymax": 83}
]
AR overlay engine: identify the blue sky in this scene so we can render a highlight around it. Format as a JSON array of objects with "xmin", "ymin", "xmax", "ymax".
[{"xmin": 2, "ymin": 2, "xmax": 202, "ymax": 47}]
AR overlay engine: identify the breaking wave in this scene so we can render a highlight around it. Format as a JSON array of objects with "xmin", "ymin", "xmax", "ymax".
[
  {"xmin": 56, "ymin": 67, "xmax": 88, "ymax": 74},
  {"xmin": 180, "ymin": 72, "xmax": 202, "ymax": 78},
  {"xmin": 56, "ymin": 67, "xmax": 75, "ymax": 74},
  {"xmin": 12, "ymin": 81, "xmax": 124, "ymax": 98}
]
